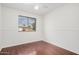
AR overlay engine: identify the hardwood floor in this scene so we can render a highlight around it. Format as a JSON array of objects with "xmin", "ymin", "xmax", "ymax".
[
  {"xmin": 23, "ymin": 41, "xmax": 77, "ymax": 55},
  {"xmin": 0, "ymin": 41, "xmax": 78, "ymax": 55}
]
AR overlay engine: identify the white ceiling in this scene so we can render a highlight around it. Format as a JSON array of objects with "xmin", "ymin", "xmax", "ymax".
[{"xmin": 1, "ymin": 3, "xmax": 65, "ymax": 16}]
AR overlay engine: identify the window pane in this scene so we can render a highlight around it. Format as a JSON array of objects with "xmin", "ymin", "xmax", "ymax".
[{"xmin": 18, "ymin": 15, "xmax": 36, "ymax": 32}]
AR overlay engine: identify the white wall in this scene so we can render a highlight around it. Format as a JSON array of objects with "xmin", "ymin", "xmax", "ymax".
[
  {"xmin": 44, "ymin": 4, "xmax": 79, "ymax": 54},
  {"xmin": 0, "ymin": 4, "xmax": 2, "ymax": 50},
  {"xmin": 1, "ymin": 6, "xmax": 44, "ymax": 48}
]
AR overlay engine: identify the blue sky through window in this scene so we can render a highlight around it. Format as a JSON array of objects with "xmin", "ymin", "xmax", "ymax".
[
  {"xmin": 18, "ymin": 16, "xmax": 36, "ymax": 26},
  {"xmin": 18, "ymin": 16, "xmax": 29, "ymax": 26}
]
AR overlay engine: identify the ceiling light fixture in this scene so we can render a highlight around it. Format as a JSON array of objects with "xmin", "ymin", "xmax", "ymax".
[{"xmin": 34, "ymin": 5, "xmax": 39, "ymax": 10}]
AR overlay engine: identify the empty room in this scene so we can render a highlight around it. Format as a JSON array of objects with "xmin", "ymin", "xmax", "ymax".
[{"xmin": 0, "ymin": 3, "xmax": 79, "ymax": 55}]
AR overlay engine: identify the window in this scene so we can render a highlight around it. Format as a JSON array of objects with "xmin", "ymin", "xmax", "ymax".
[{"xmin": 18, "ymin": 15, "xmax": 36, "ymax": 32}]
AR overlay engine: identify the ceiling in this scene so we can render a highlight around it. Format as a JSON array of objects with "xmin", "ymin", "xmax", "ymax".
[{"xmin": 1, "ymin": 3, "xmax": 65, "ymax": 16}]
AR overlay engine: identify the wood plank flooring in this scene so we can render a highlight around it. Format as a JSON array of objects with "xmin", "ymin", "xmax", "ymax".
[{"xmin": 1, "ymin": 41, "xmax": 78, "ymax": 55}]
